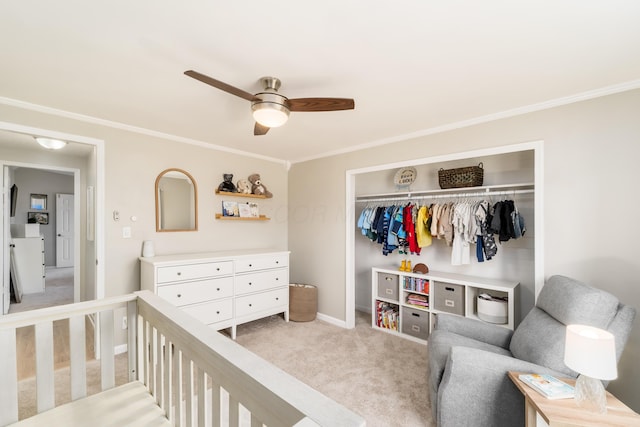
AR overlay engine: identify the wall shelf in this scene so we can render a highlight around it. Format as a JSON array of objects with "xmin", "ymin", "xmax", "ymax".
[
  {"xmin": 215, "ymin": 190, "xmax": 267, "ymax": 199},
  {"xmin": 215, "ymin": 214, "xmax": 270, "ymax": 221}
]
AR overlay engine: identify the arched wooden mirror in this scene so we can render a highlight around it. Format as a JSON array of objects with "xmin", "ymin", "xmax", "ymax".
[{"xmin": 155, "ymin": 168, "xmax": 198, "ymax": 232}]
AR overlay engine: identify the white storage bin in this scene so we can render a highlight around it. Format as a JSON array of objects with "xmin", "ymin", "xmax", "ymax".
[{"xmin": 477, "ymin": 296, "xmax": 508, "ymax": 324}]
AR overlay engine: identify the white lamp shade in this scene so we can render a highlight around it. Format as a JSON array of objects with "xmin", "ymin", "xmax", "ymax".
[
  {"xmin": 564, "ymin": 324, "xmax": 617, "ymax": 380},
  {"xmin": 252, "ymin": 103, "xmax": 289, "ymax": 128}
]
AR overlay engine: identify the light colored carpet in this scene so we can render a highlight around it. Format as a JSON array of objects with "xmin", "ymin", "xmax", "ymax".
[
  {"xmin": 234, "ymin": 311, "xmax": 434, "ymax": 427},
  {"xmin": 10, "ymin": 267, "xmax": 74, "ymax": 313}
]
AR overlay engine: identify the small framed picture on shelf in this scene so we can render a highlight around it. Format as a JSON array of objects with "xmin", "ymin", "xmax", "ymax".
[
  {"xmin": 222, "ymin": 201, "xmax": 239, "ymax": 217},
  {"xmin": 239, "ymin": 202, "xmax": 259, "ymax": 218}
]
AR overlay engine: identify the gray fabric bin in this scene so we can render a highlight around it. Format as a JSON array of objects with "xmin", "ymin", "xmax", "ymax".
[
  {"xmin": 402, "ymin": 307, "xmax": 430, "ymax": 340},
  {"xmin": 377, "ymin": 272, "xmax": 399, "ymax": 301},
  {"xmin": 433, "ymin": 282, "xmax": 465, "ymax": 316}
]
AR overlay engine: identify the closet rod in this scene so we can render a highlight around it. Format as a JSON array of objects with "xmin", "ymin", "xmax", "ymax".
[{"xmin": 355, "ymin": 188, "xmax": 534, "ymax": 203}]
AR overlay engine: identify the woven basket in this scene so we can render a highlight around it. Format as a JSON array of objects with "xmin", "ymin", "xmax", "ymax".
[{"xmin": 438, "ymin": 162, "xmax": 484, "ymax": 189}]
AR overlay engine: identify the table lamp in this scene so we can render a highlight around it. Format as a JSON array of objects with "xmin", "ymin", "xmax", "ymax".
[{"xmin": 564, "ymin": 324, "xmax": 617, "ymax": 414}]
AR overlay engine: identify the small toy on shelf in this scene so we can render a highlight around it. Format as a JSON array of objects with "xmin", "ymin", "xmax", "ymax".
[
  {"xmin": 217, "ymin": 173, "xmax": 237, "ymax": 193},
  {"xmin": 413, "ymin": 263, "xmax": 429, "ymax": 274},
  {"xmin": 236, "ymin": 178, "xmax": 252, "ymax": 194},
  {"xmin": 248, "ymin": 173, "xmax": 272, "ymax": 198}
]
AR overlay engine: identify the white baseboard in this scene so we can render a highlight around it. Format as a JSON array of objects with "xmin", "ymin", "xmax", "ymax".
[
  {"xmin": 315, "ymin": 312, "xmax": 347, "ymax": 328},
  {"xmin": 114, "ymin": 344, "xmax": 128, "ymax": 355}
]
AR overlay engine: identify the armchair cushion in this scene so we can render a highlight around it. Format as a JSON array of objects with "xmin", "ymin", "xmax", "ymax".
[{"xmin": 535, "ymin": 275, "xmax": 619, "ymax": 327}]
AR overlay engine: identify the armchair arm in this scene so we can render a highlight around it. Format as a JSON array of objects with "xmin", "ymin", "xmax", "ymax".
[
  {"xmin": 434, "ymin": 313, "xmax": 514, "ymax": 349},
  {"xmin": 436, "ymin": 346, "xmax": 571, "ymax": 427}
]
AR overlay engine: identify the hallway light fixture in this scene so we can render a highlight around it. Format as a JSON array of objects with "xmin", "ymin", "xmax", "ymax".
[{"xmin": 35, "ymin": 137, "xmax": 67, "ymax": 150}]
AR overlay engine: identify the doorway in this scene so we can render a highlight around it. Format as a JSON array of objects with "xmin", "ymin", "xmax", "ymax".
[
  {"xmin": 0, "ymin": 121, "xmax": 105, "ymax": 316},
  {"xmin": 4, "ymin": 165, "xmax": 77, "ymax": 313}
]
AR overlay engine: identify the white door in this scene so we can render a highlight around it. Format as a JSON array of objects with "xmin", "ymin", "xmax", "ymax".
[{"xmin": 56, "ymin": 193, "xmax": 74, "ymax": 267}]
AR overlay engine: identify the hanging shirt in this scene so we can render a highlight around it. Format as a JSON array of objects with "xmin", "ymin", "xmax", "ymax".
[
  {"xmin": 415, "ymin": 205, "xmax": 432, "ymax": 248},
  {"xmin": 403, "ymin": 203, "xmax": 420, "ymax": 255}
]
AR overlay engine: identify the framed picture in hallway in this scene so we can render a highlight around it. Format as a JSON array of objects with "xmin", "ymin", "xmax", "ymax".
[
  {"xmin": 27, "ymin": 211, "xmax": 49, "ymax": 224},
  {"xmin": 30, "ymin": 193, "xmax": 47, "ymax": 210}
]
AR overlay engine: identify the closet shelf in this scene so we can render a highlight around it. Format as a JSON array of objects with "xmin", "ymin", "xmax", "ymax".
[{"xmin": 355, "ymin": 183, "xmax": 534, "ymax": 203}]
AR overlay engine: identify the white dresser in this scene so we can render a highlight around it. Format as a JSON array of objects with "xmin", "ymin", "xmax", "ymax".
[
  {"xmin": 11, "ymin": 237, "xmax": 45, "ymax": 295},
  {"xmin": 140, "ymin": 249, "xmax": 289, "ymax": 339}
]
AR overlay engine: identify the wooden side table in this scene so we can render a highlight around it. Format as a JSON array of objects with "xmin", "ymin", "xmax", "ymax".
[{"xmin": 508, "ymin": 371, "xmax": 640, "ymax": 426}]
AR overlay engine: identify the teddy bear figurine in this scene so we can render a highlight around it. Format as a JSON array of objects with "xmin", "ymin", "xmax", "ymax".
[
  {"xmin": 236, "ymin": 178, "xmax": 252, "ymax": 194},
  {"xmin": 248, "ymin": 173, "xmax": 273, "ymax": 198},
  {"xmin": 217, "ymin": 173, "xmax": 237, "ymax": 193}
]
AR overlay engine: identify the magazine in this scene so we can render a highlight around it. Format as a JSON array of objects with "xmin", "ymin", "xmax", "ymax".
[{"xmin": 518, "ymin": 374, "xmax": 575, "ymax": 400}]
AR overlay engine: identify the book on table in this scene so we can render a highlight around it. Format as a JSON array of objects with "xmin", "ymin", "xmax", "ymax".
[{"xmin": 518, "ymin": 373, "xmax": 575, "ymax": 400}]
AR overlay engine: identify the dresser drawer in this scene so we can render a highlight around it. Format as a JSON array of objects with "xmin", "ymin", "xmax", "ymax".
[
  {"xmin": 157, "ymin": 277, "xmax": 233, "ymax": 307},
  {"xmin": 235, "ymin": 269, "xmax": 288, "ymax": 295},
  {"xmin": 181, "ymin": 299, "xmax": 233, "ymax": 325},
  {"xmin": 235, "ymin": 254, "xmax": 289, "ymax": 273},
  {"xmin": 235, "ymin": 287, "xmax": 288, "ymax": 317},
  {"xmin": 157, "ymin": 261, "xmax": 233, "ymax": 284}
]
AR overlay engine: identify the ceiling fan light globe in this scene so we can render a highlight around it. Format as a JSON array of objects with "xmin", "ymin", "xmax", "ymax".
[{"xmin": 252, "ymin": 103, "xmax": 290, "ymax": 128}]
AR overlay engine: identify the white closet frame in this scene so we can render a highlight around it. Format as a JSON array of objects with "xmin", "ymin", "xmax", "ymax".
[{"xmin": 344, "ymin": 141, "xmax": 544, "ymax": 329}]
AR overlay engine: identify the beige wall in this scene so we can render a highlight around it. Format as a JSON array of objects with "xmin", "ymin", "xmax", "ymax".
[{"xmin": 288, "ymin": 89, "xmax": 640, "ymax": 410}]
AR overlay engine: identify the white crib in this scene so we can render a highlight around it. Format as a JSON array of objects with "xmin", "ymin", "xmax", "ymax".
[{"xmin": 0, "ymin": 290, "xmax": 365, "ymax": 427}]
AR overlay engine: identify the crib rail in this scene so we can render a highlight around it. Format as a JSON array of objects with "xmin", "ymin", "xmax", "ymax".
[{"xmin": 0, "ymin": 291, "xmax": 365, "ymax": 427}]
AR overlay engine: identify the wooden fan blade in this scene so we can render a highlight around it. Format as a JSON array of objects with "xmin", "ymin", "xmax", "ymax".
[
  {"xmin": 254, "ymin": 122, "xmax": 270, "ymax": 136},
  {"xmin": 184, "ymin": 70, "xmax": 257, "ymax": 102},
  {"xmin": 288, "ymin": 97, "xmax": 355, "ymax": 112}
]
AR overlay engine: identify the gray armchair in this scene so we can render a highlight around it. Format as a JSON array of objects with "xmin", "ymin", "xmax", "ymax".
[{"xmin": 428, "ymin": 275, "xmax": 636, "ymax": 427}]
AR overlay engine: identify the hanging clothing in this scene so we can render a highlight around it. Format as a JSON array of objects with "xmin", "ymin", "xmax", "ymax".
[
  {"xmin": 357, "ymin": 196, "xmax": 526, "ymax": 265},
  {"xmin": 403, "ymin": 203, "xmax": 420, "ymax": 255},
  {"xmin": 415, "ymin": 205, "xmax": 432, "ymax": 248}
]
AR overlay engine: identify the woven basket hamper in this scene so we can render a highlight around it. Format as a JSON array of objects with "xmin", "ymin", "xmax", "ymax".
[{"xmin": 438, "ymin": 162, "xmax": 484, "ymax": 189}]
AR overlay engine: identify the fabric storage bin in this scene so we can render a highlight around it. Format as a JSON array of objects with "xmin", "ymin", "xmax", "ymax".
[
  {"xmin": 402, "ymin": 307, "xmax": 430, "ymax": 340},
  {"xmin": 289, "ymin": 284, "xmax": 318, "ymax": 322},
  {"xmin": 477, "ymin": 295, "xmax": 508, "ymax": 324},
  {"xmin": 433, "ymin": 282, "xmax": 465, "ymax": 316},
  {"xmin": 377, "ymin": 272, "xmax": 399, "ymax": 301}
]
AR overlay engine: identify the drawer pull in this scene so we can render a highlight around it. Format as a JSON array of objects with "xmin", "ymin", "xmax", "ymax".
[
  {"xmin": 275, "ymin": 277, "xmax": 279, "ymax": 281},
  {"xmin": 177, "ymin": 294, "xmax": 182, "ymax": 298},
  {"xmin": 177, "ymin": 272, "xmax": 182, "ymax": 276},
  {"xmin": 249, "ymin": 303, "xmax": 252, "ymax": 307},
  {"xmin": 276, "ymin": 297, "xmax": 279, "ymax": 301},
  {"xmin": 216, "ymin": 288, "xmax": 220, "ymax": 291},
  {"xmin": 249, "ymin": 282, "xmax": 253, "ymax": 286},
  {"xmin": 276, "ymin": 261, "xmax": 279, "ymax": 264},
  {"xmin": 216, "ymin": 311, "xmax": 220, "ymax": 314},
  {"xmin": 216, "ymin": 267, "xmax": 220, "ymax": 271},
  {"xmin": 249, "ymin": 264, "xmax": 252, "ymax": 267}
]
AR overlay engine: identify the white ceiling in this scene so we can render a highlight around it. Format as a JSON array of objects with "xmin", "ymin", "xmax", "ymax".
[{"xmin": 2, "ymin": 1, "xmax": 640, "ymax": 163}]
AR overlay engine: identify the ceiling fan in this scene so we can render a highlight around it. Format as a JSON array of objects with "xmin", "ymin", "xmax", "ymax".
[{"xmin": 184, "ymin": 70, "xmax": 355, "ymax": 136}]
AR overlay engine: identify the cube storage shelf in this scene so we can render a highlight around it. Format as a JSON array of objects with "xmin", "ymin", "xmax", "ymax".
[{"xmin": 372, "ymin": 267, "xmax": 519, "ymax": 344}]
